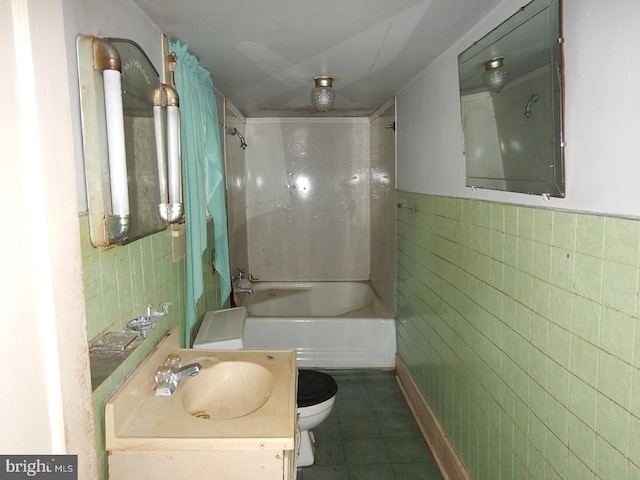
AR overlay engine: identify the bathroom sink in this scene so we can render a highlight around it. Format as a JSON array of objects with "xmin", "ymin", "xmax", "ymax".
[
  {"xmin": 105, "ymin": 328, "xmax": 297, "ymax": 452},
  {"xmin": 105, "ymin": 328, "xmax": 298, "ymax": 480},
  {"xmin": 182, "ymin": 361, "xmax": 274, "ymax": 420}
]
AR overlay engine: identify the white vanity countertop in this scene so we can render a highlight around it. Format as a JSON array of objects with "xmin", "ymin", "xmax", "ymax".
[{"xmin": 105, "ymin": 327, "xmax": 297, "ymax": 451}]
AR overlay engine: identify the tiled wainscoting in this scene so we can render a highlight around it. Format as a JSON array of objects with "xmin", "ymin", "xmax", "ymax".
[
  {"xmin": 396, "ymin": 192, "xmax": 640, "ymax": 479},
  {"xmin": 80, "ymin": 215, "xmax": 220, "ymax": 479}
]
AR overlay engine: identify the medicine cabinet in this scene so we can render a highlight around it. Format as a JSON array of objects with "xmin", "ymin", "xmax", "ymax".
[
  {"xmin": 77, "ymin": 36, "xmax": 183, "ymax": 246},
  {"xmin": 458, "ymin": 0, "xmax": 565, "ymax": 197}
]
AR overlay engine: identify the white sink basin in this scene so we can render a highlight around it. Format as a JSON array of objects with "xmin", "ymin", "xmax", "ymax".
[
  {"xmin": 182, "ymin": 361, "xmax": 274, "ymax": 420},
  {"xmin": 104, "ymin": 327, "xmax": 297, "ymax": 452}
]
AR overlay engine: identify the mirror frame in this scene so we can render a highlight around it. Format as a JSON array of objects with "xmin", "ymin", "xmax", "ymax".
[
  {"xmin": 77, "ymin": 36, "xmax": 167, "ymax": 246},
  {"xmin": 458, "ymin": 0, "xmax": 565, "ymax": 197}
]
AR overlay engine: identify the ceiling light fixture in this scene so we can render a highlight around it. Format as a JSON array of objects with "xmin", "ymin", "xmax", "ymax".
[
  {"xmin": 483, "ymin": 57, "xmax": 508, "ymax": 93},
  {"xmin": 311, "ymin": 76, "xmax": 336, "ymax": 111}
]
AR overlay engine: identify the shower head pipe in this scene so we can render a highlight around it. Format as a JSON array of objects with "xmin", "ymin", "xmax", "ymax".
[{"xmin": 227, "ymin": 127, "xmax": 247, "ymax": 150}]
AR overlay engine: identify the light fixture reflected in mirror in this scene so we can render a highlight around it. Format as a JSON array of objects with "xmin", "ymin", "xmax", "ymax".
[
  {"xmin": 483, "ymin": 57, "xmax": 508, "ymax": 92},
  {"xmin": 153, "ymin": 84, "xmax": 183, "ymax": 224},
  {"xmin": 458, "ymin": 0, "xmax": 564, "ymax": 198},
  {"xmin": 311, "ymin": 76, "xmax": 336, "ymax": 111}
]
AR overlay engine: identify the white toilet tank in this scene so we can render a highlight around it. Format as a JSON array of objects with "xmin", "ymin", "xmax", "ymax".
[{"xmin": 193, "ymin": 307, "xmax": 247, "ymax": 350}]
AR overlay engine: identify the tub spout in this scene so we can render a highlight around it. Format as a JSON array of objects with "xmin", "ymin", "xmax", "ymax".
[{"xmin": 235, "ymin": 286, "xmax": 253, "ymax": 295}]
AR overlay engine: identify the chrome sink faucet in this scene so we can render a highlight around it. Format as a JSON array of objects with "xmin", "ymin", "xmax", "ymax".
[
  {"xmin": 174, "ymin": 363, "xmax": 201, "ymax": 382},
  {"xmin": 154, "ymin": 354, "xmax": 201, "ymax": 396}
]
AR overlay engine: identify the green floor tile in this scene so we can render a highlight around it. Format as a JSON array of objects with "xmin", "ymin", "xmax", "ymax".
[
  {"xmin": 340, "ymin": 414, "xmax": 382, "ymax": 439},
  {"xmin": 299, "ymin": 464, "xmax": 350, "ymax": 480},
  {"xmin": 385, "ymin": 435, "xmax": 434, "ymax": 463},
  {"xmin": 313, "ymin": 435, "xmax": 346, "ymax": 466},
  {"xmin": 376, "ymin": 414, "xmax": 423, "ymax": 438},
  {"xmin": 343, "ymin": 438, "xmax": 390, "ymax": 465},
  {"xmin": 348, "ymin": 463, "xmax": 396, "ymax": 480},
  {"xmin": 393, "ymin": 462, "xmax": 444, "ymax": 480},
  {"xmin": 303, "ymin": 369, "xmax": 443, "ymax": 479}
]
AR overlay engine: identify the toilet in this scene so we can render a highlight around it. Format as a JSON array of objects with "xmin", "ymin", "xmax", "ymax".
[
  {"xmin": 193, "ymin": 307, "xmax": 338, "ymax": 467},
  {"xmin": 296, "ymin": 369, "xmax": 338, "ymax": 467}
]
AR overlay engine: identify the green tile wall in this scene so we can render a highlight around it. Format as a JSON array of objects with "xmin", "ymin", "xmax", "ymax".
[
  {"xmin": 79, "ymin": 214, "xmax": 220, "ymax": 479},
  {"xmin": 396, "ymin": 191, "xmax": 640, "ymax": 480}
]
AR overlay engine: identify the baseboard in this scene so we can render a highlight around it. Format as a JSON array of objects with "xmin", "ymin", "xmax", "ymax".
[{"xmin": 395, "ymin": 355, "xmax": 470, "ymax": 480}]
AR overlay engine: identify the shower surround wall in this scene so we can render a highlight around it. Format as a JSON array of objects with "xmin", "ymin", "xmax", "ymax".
[
  {"xmin": 224, "ymin": 104, "xmax": 249, "ymax": 275},
  {"xmin": 245, "ymin": 119, "xmax": 371, "ymax": 281},
  {"xmin": 370, "ymin": 103, "xmax": 397, "ymax": 313}
]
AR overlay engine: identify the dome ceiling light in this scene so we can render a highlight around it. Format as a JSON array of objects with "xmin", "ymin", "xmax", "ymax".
[{"xmin": 311, "ymin": 76, "xmax": 336, "ymax": 111}]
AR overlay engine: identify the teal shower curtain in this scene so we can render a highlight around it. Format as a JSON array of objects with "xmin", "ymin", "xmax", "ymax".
[{"xmin": 170, "ymin": 41, "xmax": 231, "ymax": 346}]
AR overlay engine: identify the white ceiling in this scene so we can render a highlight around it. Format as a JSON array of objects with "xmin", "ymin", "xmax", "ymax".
[{"xmin": 133, "ymin": 0, "xmax": 503, "ymax": 117}]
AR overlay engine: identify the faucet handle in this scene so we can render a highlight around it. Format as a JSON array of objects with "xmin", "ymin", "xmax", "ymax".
[
  {"xmin": 154, "ymin": 366, "xmax": 177, "ymax": 396},
  {"xmin": 164, "ymin": 354, "xmax": 181, "ymax": 371}
]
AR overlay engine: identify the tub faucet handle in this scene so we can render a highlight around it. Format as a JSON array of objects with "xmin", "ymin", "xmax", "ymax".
[{"xmin": 233, "ymin": 267, "xmax": 246, "ymax": 281}]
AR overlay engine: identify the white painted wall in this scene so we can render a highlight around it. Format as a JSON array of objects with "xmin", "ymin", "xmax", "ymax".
[
  {"xmin": 62, "ymin": 0, "xmax": 165, "ymax": 213},
  {"xmin": 2, "ymin": 0, "xmax": 96, "ymax": 477},
  {"xmin": 397, "ymin": 0, "xmax": 640, "ymax": 218}
]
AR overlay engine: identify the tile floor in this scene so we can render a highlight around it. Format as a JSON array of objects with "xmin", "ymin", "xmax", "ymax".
[{"xmin": 296, "ymin": 369, "xmax": 444, "ymax": 480}]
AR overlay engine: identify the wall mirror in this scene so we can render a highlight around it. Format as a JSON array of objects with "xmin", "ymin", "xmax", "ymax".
[
  {"xmin": 458, "ymin": 0, "xmax": 564, "ymax": 197},
  {"xmin": 77, "ymin": 36, "xmax": 170, "ymax": 246},
  {"xmin": 111, "ymin": 38, "xmax": 166, "ymax": 243}
]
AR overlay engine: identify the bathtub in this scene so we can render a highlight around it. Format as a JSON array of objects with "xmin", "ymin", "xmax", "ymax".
[{"xmin": 240, "ymin": 281, "xmax": 396, "ymax": 368}]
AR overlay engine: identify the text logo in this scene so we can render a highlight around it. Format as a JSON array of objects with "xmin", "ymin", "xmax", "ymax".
[{"xmin": 0, "ymin": 456, "xmax": 77, "ymax": 479}]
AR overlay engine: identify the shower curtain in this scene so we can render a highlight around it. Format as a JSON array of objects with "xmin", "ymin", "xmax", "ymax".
[{"xmin": 170, "ymin": 41, "xmax": 231, "ymax": 346}]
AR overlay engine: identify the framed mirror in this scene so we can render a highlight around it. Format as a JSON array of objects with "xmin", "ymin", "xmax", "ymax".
[
  {"xmin": 77, "ymin": 36, "xmax": 166, "ymax": 246},
  {"xmin": 458, "ymin": 0, "xmax": 564, "ymax": 197},
  {"xmin": 110, "ymin": 38, "xmax": 166, "ymax": 243}
]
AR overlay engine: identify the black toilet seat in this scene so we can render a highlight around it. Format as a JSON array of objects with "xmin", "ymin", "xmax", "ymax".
[{"xmin": 297, "ymin": 369, "xmax": 338, "ymax": 408}]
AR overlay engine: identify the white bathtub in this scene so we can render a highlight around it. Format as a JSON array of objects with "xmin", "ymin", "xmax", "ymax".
[{"xmin": 240, "ymin": 281, "xmax": 396, "ymax": 368}]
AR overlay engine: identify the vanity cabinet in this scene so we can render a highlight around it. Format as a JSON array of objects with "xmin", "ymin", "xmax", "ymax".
[{"xmin": 109, "ymin": 449, "xmax": 296, "ymax": 480}]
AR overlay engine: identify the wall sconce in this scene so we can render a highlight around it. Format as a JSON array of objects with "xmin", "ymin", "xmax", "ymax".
[
  {"xmin": 93, "ymin": 38, "xmax": 131, "ymax": 243},
  {"xmin": 483, "ymin": 57, "xmax": 508, "ymax": 93},
  {"xmin": 153, "ymin": 84, "xmax": 183, "ymax": 224},
  {"xmin": 311, "ymin": 76, "xmax": 336, "ymax": 111}
]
